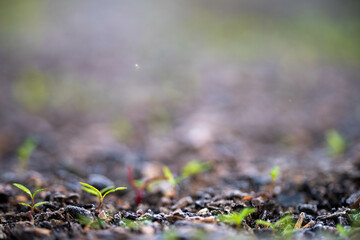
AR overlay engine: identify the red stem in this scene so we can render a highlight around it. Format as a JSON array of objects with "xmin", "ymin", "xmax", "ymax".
[
  {"xmin": 128, "ymin": 166, "xmax": 167, "ymax": 207},
  {"xmin": 30, "ymin": 198, "xmax": 34, "ymax": 222}
]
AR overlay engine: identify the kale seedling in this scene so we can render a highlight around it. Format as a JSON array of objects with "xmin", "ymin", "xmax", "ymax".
[
  {"xmin": 218, "ymin": 208, "xmax": 256, "ymax": 228},
  {"xmin": 13, "ymin": 183, "xmax": 47, "ymax": 221},
  {"xmin": 17, "ymin": 137, "xmax": 37, "ymax": 172},
  {"xmin": 163, "ymin": 160, "xmax": 212, "ymax": 187},
  {"xmin": 127, "ymin": 167, "xmax": 167, "ymax": 207},
  {"xmin": 326, "ymin": 129, "xmax": 346, "ymax": 157},
  {"xmin": 269, "ymin": 166, "xmax": 279, "ymax": 197},
  {"xmin": 80, "ymin": 182, "xmax": 126, "ymax": 213}
]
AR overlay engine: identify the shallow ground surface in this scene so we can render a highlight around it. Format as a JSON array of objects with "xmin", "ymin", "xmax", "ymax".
[
  {"xmin": 0, "ymin": 64, "xmax": 360, "ymax": 239},
  {"xmin": 1, "ymin": 1, "xmax": 360, "ymax": 239}
]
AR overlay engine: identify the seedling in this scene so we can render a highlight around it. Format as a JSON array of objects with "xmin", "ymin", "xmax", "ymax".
[
  {"xmin": 121, "ymin": 218, "xmax": 153, "ymax": 231},
  {"xmin": 218, "ymin": 208, "xmax": 256, "ymax": 227},
  {"xmin": 335, "ymin": 211, "xmax": 360, "ymax": 238},
  {"xmin": 326, "ymin": 129, "xmax": 346, "ymax": 157},
  {"xmin": 163, "ymin": 160, "xmax": 212, "ymax": 187},
  {"xmin": 17, "ymin": 137, "xmax": 37, "ymax": 172},
  {"xmin": 12, "ymin": 183, "xmax": 47, "ymax": 221},
  {"xmin": 269, "ymin": 166, "xmax": 279, "ymax": 197},
  {"xmin": 336, "ymin": 224, "xmax": 354, "ymax": 238},
  {"xmin": 127, "ymin": 167, "xmax": 167, "ymax": 207},
  {"xmin": 78, "ymin": 215, "xmax": 107, "ymax": 230},
  {"xmin": 256, "ymin": 215, "xmax": 294, "ymax": 233},
  {"xmin": 80, "ymin": 182, "xmax": 126, "ymax": 213}
]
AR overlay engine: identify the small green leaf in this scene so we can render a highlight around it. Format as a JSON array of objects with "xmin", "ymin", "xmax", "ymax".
[
  {"xmin": 269, "ymin": 166, "xmax": 279, "ymax": 182},
  {"xmin": 33, "ymin": 201, "xmax": 48, "ymax": 208},
  {"xmin": 32, "ymin": 188, "xmax": 46, "ymax": 198},
  {"xmin": 163, "ymin": 166, "xmax": 176, "ymax": 186},
  {"xmin": 100, "ymin": 186, "xmax": 114, "ymax": 195},
  {"xmin": 326, "ymin": 129, "xmax": 346, "ymax": 157},
  {"xmin": 237, "ymin": 208, "xmax": 256, "ymax": 222},
  {"xmin": 19, "ymin": 202, "xmax": 32, "ymax": 208},
  {"xmin": 82, "ymin": 187, "xmax": 101, "ymax": 198},
  {"xmin": 103, "ymin": 187, "xmax": 127, "ymax": 199},
  {"xmin": 134, "ymin": 180, "xmax": 144, "ymax": 188},
  {"xmin": 274, "ymin": 215, "xmax": 292, "ymax": 227},
  {"xmin": 13, "ymin": 183, "xmax": 32, "ymax": 198},
  {"xmin": 17, "ymin": 137, "xmax": 37, "ymax": 161},
  {"xmin": 256, "ymin": 220, "xmax": 274, "ymax": 228},
  {"xmin": 80, "ymin": 182, "xmax": 102, "ymax": 198},
  {"xmin": 181, "ymin": 160, "xmax": 211, "ymax": 178},
  {"xmin": 219, "ymin": 208, "xmax": 256, "ymax": 225},
  {"xmin": 78, "ymin": 215, "xmax": 93, "ymax": 226}
]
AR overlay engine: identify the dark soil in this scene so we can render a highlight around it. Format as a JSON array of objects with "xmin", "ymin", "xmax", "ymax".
[{"xmin": 0, "ymin": 99, "xmax": 359, "ymax": 240}]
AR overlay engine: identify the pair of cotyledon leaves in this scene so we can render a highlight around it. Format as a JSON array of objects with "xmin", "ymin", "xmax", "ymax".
[
  {"xmin": 13, "ymin": 183, "xmax": 48, "ymax": 208},
  {"xmin": 80, "ymin": 182, "xmax": 126, "ymax": 200}
]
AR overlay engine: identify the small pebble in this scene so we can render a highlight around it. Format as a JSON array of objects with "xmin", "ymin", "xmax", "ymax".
[
  {"xmin": 173, "ymin": 196, "xmax": 193, "ymax": 209},
  {"xmin": 65, "ymin": 205, "xmax": 93, "ymax": 220},
  {"xmin": 196, "ymin": 208, "xmax": 209, "ymax": 216},
  {"xmin": 296, "ymin": 204, "xmax": 318, "ymax": 214}
]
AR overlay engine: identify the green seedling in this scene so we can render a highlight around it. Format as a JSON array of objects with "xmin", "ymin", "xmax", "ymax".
[
  {"xmin": 77, "ymin": 215, "xmax": 107, "ymax": 230},
  {"xmin": 349, "ymin": 211, "xmax": 360, "ymax": 227},
  {"xmin": 335, "ymin": 211, "xmax": 360, "ymax": 238},
  {"xmin": 269, "ymin": 166, "xmax": 279, "ymax": 197},
  {"xmin": 17, "ymin": 137, "xmax": 37, "ymax": 171},
  {"xmin": 336, "ymin": 224, "xmax": 354, "ymax": 238},
  {"xmin": 12, "ymin": 183, "xmax": 47, "ymax": 221},
  {"xmin": 218, "ymin": 208, "xmax": 256, "ymax": 227},
  {"xmin": 127, "ymin": 167, "xmax": 167, "ymax": 207},
  {"xmin": 163, "ymin": 160, "xmax": 212, "ymax": 187},
  {"xmin": 121, "ymin": 218, "xmax": 152, "ymax": 231},
  {"xmin": 256, "ymin": 215, "xmax": 294, "ymax": 233},
  {"xmin": 326, "ymin": 129, "xmax": 346, "ymax": 157},
  {"xmin": 80, "ymin": 182, "xmax": 126, "ymax": 213}
]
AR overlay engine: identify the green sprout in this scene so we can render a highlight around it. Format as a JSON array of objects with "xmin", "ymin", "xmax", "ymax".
[
  {"xmin": 335, "ymin": 211, "xmax": 360, "ymax": 238},
  {"xmin": 13, "ymin": 183, "xmax": 47, "ymax": 221},
  {"xmin": 163, "ymin": 160, "xmax": 212, "ymax": 187},
  {"xmin": 218, "ymin": 208, "xmax": 256, "ymax": 227},
  {"xmin": 256, "ymin": 215, "xmax": 294, "ymax": 233},
  {"xmin": 128, "ymin": 167, "xmax": 167, "ymax": 206},
  {"xmin": 78, "ymin": 215, "xmax": 107, "ymax": 230},
  {"xmin": 121, "ymin": 218, "xmax": 152, "ymax": 231},
  {"xmin": 80, "ymin": 182, "xmax": 126, "ymax": 213},
  {"xmin": 17, "ymin": 137, "xmax": 37, "ymax": 171},
  {"xmin": 270, "ymin": 166, "xmax": 279, "ymax": 182},
  {"xmin": 326, "ymin": 129, "xmax": 346, "ymax": 157},
  {"xmin": 336, "ymin": 224, "xmax": 354, "ymax": 238},
  {"xmin": 269, "ymin": 166, "xmax": 279, "ymax": 197}
]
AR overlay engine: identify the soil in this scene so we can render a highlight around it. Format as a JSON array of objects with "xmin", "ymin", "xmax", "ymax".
[{"xmin": 0, "ymin": 65, "xmax": 360, "ymax": 240}]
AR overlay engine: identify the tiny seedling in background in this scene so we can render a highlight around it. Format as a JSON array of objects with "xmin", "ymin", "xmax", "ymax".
[
  {"xmin": 127, "ymin": 167, "xmax": 167, "ymax": 207},
  {"xmin": 80, "ymin": 182, "xmax": 126, "ymax": 213},
  {"xmin": 218, "ymin": 208, "xmax": 256, "ymax": 227},
  {"xmin": 13, "ymin": 183, "xmax": 47, "ymax": 221},
  {"xmin": 269, "ymin": 166, "xmax": 279, "ymax": 197},
  {"xmin": 326, "ymin": 129, "xmax": 346, "ymax": 157},
  {"xmin": 163, "ymin": 160, "xmax": 212, "ymax": 187},
  {"xmin": 17, "ymin": 137, "xmax": 37, "ymax": 171},
  {"xmin": 256, "ymin": 215, "xmax": 294, "ymax": 233}
]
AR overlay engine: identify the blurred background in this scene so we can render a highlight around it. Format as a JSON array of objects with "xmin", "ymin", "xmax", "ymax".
[{"xmin": 0, "ymin": 0, "xmax": 359, "ymax": 180}]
